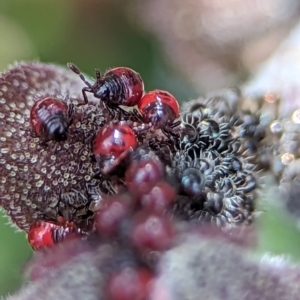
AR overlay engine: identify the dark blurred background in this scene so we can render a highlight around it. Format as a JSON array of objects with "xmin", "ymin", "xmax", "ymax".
[{"xmin": 1, "ymin": 0, "xmax": 300, "ymax": 296}]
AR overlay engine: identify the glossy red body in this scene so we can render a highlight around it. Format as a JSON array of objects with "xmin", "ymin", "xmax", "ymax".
[
  {"xmin": 93, "ymin": 124, "xmax": 137, "ymax": 158},
  {"xmin": 104, "ymin": 67, "xmax": 144, "ymax": 106},
  {"xmin": 27, "ymin": 220, "xmax": 80, "ymax": 251},
  {"xmin": 28, "ymin": 221, "xmax": 57, "ymax": 250},
  {"xmin": 30, "ymin": 97, "xmax": 69, "ymax": 140},
  {"xmin": 138, "ymin": 90, "xmax": 180, "ymax": 127}
]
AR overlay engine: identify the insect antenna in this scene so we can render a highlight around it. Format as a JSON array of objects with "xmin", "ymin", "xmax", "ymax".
[{"xmin": 67, "ymin": 63, "xmax": 93, "ymax": 88}]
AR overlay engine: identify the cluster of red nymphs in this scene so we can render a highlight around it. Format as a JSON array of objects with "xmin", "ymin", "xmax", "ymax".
[
  {"xmin": 27, "ymin": 64, "xmax": 182, "ymax": 253},
  {"xmin": 4, "ymin": 61, "xmax": 300, "ymax": 299},
  {"xmin": 30, "ymin": 64, "xmax": 180, "ymax": 175},
  {"xmin": 26, "ymin": 61, "xmax": 260, "ymax": 259},
  {"xmin": 26, "ymin": 65, "xmax": 186, "ymax": 299},
  {"xmin": 0, "ymin": 62, "xmax": 257, "ymax": 260},
  {"xmin": 0, "ymin": 62, "xmax": 267, "ymax": 299}
]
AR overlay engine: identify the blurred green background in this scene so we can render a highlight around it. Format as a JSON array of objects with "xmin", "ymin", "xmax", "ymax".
[{"xmin": 1, "ymin": 0, "xmax": 300, "ymax": 297}]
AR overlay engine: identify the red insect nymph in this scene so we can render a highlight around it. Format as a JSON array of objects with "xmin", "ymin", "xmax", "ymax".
[
  {"xmin": 138, "ymin": 89, "xmax": 180, "ymax": 129},
  {"xmin": 94, "ymin": 123, "xmax": 137, "ymax": 157},
  {"xmin": 28, "ymin": 220, "xmax": 81, "ymax": 251},
  {"xmin": 30, "ymin": 97, "xmax": 70, "ymax": 141},
  {"xmin": 68, "ymin": 63, "xmax": 144, "ymax": 108},
  {"xmin": 93, "ymin": 123, "xmax": 138, "ymax": 174}
]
